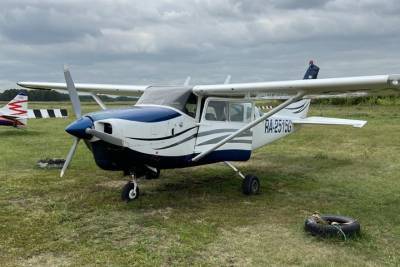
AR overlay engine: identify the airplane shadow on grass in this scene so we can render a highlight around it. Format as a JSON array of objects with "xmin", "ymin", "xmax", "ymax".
[{"xmin": 111, "ymin": 153, "xmax": 356, "ymax": 208}]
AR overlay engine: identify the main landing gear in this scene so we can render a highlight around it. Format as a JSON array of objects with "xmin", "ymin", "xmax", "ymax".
[
  {"xmin": 224, "ymin": 161, "xmax": 260, "ymax": 195},
  {"xmin": 121, "ymin": 166, "xmax": 160, "ymax": 202}
]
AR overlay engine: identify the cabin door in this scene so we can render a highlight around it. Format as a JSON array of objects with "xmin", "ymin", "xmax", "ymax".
[{"xmin": 194, "ymin": 98, "xmax": 254, "ymax": 162}]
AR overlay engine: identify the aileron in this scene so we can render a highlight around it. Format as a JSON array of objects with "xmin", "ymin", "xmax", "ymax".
[{"xmin": 17, "ymin": 82, "xmax": 149, "ymax": 97}]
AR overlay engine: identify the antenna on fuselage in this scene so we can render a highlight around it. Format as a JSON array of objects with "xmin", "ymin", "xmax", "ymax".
[{"xmin": 224, "ymin": 75, "xmax": 231, "ymax": 84}]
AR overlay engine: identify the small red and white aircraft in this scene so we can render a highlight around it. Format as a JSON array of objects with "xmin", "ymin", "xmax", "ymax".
[
  {"xmin": 0, "ymin": 92, "xmax": 68, "ymax": 128},
  {"xmin": 17, "ymin": 62, "xmax": 400, "ymax": 201}
]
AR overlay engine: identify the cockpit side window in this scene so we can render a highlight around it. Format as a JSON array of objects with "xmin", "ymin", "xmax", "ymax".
[
  {"xmin": 203, "ymin": 99, "xmax": 253, "ymax": 122},
  {"xmin": 205, "ymin": 101, "xmax": 228, "ymax": 121}
]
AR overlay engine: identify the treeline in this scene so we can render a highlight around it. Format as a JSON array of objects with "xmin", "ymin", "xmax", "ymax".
[
  {"xmin": 312, "ymin": 95, "xmax": 400, "ymax": 105},
  {"xmin": 1, "ymin": 88, "xmax": 399, "ymax": 105},
  {"xmin": 0, "ymin": 89, "xmax": 136, "ymax": 102}
]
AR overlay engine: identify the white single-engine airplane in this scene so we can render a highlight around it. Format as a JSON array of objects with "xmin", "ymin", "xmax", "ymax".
[
  {"xmin": 17, "ymin": 62, "xmax": 400, "ymax": 201},
  {"xmin": 0, "ymin": 92, "xmax": 68, "ymax": 128}
]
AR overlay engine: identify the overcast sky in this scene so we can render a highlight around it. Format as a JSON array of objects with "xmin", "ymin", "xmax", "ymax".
[{"xmin": 0, "ymin": 0, "xmax": 399, "ymax": 89}]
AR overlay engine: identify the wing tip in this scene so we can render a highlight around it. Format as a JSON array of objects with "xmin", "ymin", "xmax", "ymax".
[{"xmin": 353, "ymin": 121, "xmax": 367, "ymax": 128}]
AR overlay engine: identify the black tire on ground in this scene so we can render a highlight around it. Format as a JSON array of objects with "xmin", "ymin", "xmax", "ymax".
[
  {"xmin": 145, "ymin": 169, "xmax": 160, "ymax": 180},
  {"xmin": 242, "ymin": 175, "xmax": 260, "ymax": 195},
  {"xmin": 121, "ymin": 182, "xmax": 139, "ymax": 202},
  {"xmin": 304, "ymin": 215, "xmax": 360, "ymax": 237}
]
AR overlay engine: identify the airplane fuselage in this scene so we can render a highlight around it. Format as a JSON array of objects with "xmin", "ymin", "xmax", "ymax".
[{"xmin": 67, "ymin": 101, "xmax": 301, "ymax": 174}]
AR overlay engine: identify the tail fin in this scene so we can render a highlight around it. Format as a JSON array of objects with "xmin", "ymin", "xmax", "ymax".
[
  {"xmin": 1, "ymin": 92, "xmax": 28, "ymax": 127},
  {"xmin": 275, "ymin": 61, "xmax": 318, "ymax": 118},
  {"xmin": 2, "ymin": 92, "xmax": 28, "ymax": 117},
  {"xmin": 287, "ymin": 60, "xmax": 318, "ymax": 117},
  {"xmin": 277, "ymin": 99, "xmax": 311, "ymax": 119}
]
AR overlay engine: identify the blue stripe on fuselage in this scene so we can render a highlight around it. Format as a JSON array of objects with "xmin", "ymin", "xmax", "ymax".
[
  {"xmin": 87, "ymin": 106, "xmax": 181, "ymax": 123},
  {"xmin": 89, "ymin": 140, "xmax": 251, "ymax": 171}
]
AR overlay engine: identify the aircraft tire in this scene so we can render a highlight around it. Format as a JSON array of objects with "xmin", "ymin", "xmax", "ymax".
[
  {"xmin": 121, "ymin": 182, "xmax": 139, "ymax": 202},
  {"xmin": 242, "ymin": 175, "xmax": 260, "ymax": 195},
  {"xmin": 304, "ymin": 215, "xmax": 360, "ymax": 238}
]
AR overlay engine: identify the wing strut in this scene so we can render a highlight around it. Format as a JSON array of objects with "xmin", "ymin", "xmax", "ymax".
[
  {"xmin": 90, "ymin": 93, "xmax": 107, "ymax": 110},
  {"xmin": 192, "ymin": 92, "xmax": 305, "ymax": 162}
]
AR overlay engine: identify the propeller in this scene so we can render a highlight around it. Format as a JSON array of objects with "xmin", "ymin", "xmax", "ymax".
[
  {"xmin": 60, "ymin": 137, "xmax": 80, "ymax": 177},
  {"xmin": 60, "ymin": 65, "xmax": 124, "ymax": 177},
  {"xmin": 60, "ymin": 66, "xmax": 82, "ymax": 177}
]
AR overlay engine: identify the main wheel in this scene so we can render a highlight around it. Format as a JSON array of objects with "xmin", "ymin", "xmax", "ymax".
[
  {"xmin": 121, "ymin": 182, "xmax": 139, "ymax": 202},
  {"xmin": 145, "ymin": 169, "xmax": 160, "ymax": 180},
  {"xmin": 242, "ymin": 175, "xmax": 260, "ymax": 195}
]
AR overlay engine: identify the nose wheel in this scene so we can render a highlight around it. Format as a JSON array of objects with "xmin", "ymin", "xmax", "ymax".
[{"xmin": 121, "ymin": 174, "xmax": 139, "ymax": 202}]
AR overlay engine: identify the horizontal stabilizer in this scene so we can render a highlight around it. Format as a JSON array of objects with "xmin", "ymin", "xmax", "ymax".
[
  {"xmin": 27, "ymin": 109, "xmax": 68, "ymax": 119},
  {"xmin": 292, "ymin": 116, "xmax": 367, "ymax": 128}
]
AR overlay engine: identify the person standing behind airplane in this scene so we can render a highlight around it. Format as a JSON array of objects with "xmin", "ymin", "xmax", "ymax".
[{"xmin": 304, "ymin": 60, "xmax": 320, "ymax": 80}]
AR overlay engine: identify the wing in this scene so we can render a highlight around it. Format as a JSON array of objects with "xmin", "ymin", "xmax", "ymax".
[
  {"xmin": 193, "ymin": 74, "xmax": 400, "ymax": 97},
  {"xmin": 191, "ymin": 73, "xmax": 400, "ymax": 162},
  {"xmin": 17, "ymin": 82, "xmax": 149, "ymax": 97}
]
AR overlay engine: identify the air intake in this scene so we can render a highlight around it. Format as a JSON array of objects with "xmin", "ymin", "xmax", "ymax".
[{"xmin": 104, "ymin": 123, "xmax": 112, "ymax": 134}]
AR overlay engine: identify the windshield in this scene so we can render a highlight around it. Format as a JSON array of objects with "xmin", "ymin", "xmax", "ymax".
[{"xmin": 136, "ymin": 87, "xmax": 196, "ymax": 116}]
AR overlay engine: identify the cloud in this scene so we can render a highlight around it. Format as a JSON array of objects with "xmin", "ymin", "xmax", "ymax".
[{"xmin": 0, "ymin": 0, "xmax": 399, "ymax": 88}]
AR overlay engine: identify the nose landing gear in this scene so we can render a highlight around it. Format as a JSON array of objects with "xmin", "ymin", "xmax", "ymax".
[
  {"xmin": 121, "ymin": 173, "xmax": 139, "ymax": 202},
  {"xmin": 121, "ymin": 166, "xmax": 160, "ymax": 202}
]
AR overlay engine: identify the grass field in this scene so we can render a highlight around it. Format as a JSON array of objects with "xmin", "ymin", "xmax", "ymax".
[{"xmin": 1, "ymin": 102, "xmax": 399, "ymax": 266}]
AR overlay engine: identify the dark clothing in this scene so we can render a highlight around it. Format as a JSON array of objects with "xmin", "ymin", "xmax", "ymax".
[{"xmin": 303, "ymin": 64, "xmax": 320, "ymax": 80}]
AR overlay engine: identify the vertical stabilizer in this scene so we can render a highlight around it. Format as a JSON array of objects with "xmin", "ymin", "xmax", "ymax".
[
  {"xmin": 1, "ymin": 92, "xmax": 28, "ymax": 127},
  {"xmin": 276, "ymin": 61, "xmax": 318, "ymax": 118},
  {"xmin": 279, "ymin": 99, "xmax": 311, "ymax": 119},
  {"xmin": 2, "ymin": 92, "xmax": 28, "ymax": 118}
]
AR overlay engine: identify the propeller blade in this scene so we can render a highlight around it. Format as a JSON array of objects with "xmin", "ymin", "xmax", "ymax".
[
  {"xmin": 60, "ymin": 137, "xmax": 80, "ymax": 178},
  {"xmin": 64, "ymin": 65, "xmax": 82, "ymax": 119},
  {"xmin": 85, "ymin": 128, "xmax": 123, "ymax": 146}
]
